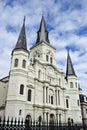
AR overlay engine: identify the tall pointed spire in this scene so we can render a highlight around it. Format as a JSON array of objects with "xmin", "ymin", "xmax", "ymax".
[
  {"xmin": 36, "ymin": 15, "xmax": 50, "ymax": 44},
  {"xmin": 14, "ymin": 16, "xmax": 27, "ymax": 51},
  {"xmin": 66, "ymin": 50, "xmax": 76, "ymax": 79}
]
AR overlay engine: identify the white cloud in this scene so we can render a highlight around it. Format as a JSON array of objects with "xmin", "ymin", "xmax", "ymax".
[{"xmin": 0, "ymin": 0, "xmax": 87, "ymax": 94}]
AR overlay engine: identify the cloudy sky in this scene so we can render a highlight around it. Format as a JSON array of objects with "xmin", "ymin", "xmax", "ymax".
[{"xmin": 0, "ymin": 0, "xmax": 87, "ymax": 94}]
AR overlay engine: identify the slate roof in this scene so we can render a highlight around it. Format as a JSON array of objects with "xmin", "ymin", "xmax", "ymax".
[
  {"xmin": 66, "ymin": 51, "xmax": 76, "ymax": 78},
  {"xmin": 36, "ymin": 16, "xmax": 50, "ymax": 44},
  {"xmin": 14, "ymin": 16, "xmax": 27, "ymax": 51}
]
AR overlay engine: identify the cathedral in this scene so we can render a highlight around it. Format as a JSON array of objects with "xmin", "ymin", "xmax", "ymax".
[{"xmin": 0, "ymin": 16, "xmax": 82, "ymax": 123}]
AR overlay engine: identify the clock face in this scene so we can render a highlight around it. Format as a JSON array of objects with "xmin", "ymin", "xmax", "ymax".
[{"xmin": 47, "ymin": 67, "xmax": 53, "ymax": 75}]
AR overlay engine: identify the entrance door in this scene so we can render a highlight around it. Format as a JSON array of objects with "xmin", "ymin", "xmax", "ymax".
[
  {"xmin": 25, "ymin": 115, "xmax": 32, "ymax": 124},
  {"xmin": 49, "ymin": 113, "xmax": 55, "ymax": 123}
]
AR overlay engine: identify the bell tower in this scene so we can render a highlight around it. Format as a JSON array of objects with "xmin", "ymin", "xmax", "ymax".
[
  {"xmin": 65, "ymin": 50, "xmax": 82, "ymax": 122},
  {"xmin": 11, "ymin": 16, "xmax": 29, "ymax": 71},
  {"xmin": 30, "ymin": 16, "xmax": 56, "ymax": 65},
  {"xmin": 5, "ymin": 17, "xmax": 29, "ymax": 119},
  {"xmin": 66, "ymin": 50, "xmax": 77, "ymax": 87}
]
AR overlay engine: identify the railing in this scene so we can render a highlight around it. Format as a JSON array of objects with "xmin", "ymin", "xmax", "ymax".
[{"xmin": 0, "ymin": 117, "xmax": 87, "ymax": 130}]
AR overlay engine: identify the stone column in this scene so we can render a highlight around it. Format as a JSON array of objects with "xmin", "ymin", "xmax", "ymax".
[
  {"xmin": 43, "ymin": 112, "xmax": 47, "ymax": 122},
  {"xmin": 47, "ymin": 87, "xmax": 49, "ymax": 104},
  {"xmin": 43, "ymin": 112, "xmax": 45, "ymax": 122},
  {"xmin": 43, "ymin": 86, "xmax": 45, "ymax": 103},
  {"xmin": 58, "ymin": 90, "xmax": 60, "ymax": 105},
  {"xmin": 59, "ymin": 114, "xmax": 61, "ymax": 124},
  {"xmin": 46, "ymin": 87, "xmax": 49, "ymax": 104},
  {"xmin": 46, "ymin": 112, "xmax": 49, "ymax": 124},
  {"xmin": 44, "ymin": 86, "xmax": 46, "ymax": 104},
  {"xmin": 55, "ymin": 90, "xmax": 57, "ymax": 106},
  {"xmin": 56, "ymin": 113, "xmax": 58, "ymax": 123}
]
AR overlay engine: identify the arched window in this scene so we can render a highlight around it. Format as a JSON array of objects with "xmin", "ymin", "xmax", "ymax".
[
  {"xmin": 38, "ymin": 116, "xmax": 42, "ymax": 122},
  {"xmin": 20, "ymin": 84, "xmax": 24, "ymax": 95},
  {"xmin": 22, "ymin": 60, "xmax": 26, "ymax": 68},
  {"xmin": 58, "ymin": 90, "xmax": 60, "ymax": 105},
  {"xmin": 28, "ymin": 89, "xmax": 31, "ymax": 101},
  {"xmin": 51, "ymin": 96, "xmax": 53, "ymax": 104},
  {"xmin": 25, "ymin": 115, "xmax": 32, "ymax": 122},
  {"xmin": 46, "ymin": 55, "xmax": 49, "ymax": 61},
  {"xmin": 36, "ymin": 50, "xmax": 41, "ymax": 58},
  {"xmin": 49, "ymin": 89, "xmax": 54, "ymax": 105},
  {"xmin": 59, "ymin": 78, "xmax": 61, "ymax": 86},
  {"xmin": 70, "ymin": 82, "xmax": 73, "ymax": 88},
  {"xmin": 14, "ymin": 58, "xmax": 18, "ymax": 67},
  {"xmin": 19, "ymin": 109, "xmax": 22, "ymax": 115},
  {"xmin": 38, "ymin": 70, "xmax": 41, "ymax": 79},
  {"xmin": 66, "ymin": 99, "xmax": 69, "ymax": 108},
  {"xmin": 75, "ymin": 82, "xmax": 77, "ymax": 88},
  {"xmin": 46, "ymin": 87, "xmax": 48, "ymax": 103},
  {"xmin": 50, "ymin": 57, "xmax": 53, "ymax": 64}
]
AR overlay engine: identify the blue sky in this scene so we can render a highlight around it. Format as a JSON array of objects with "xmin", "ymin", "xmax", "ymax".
[{"xmin": 0, "ymin": 0, "xmax": 87, "ymax": 95}]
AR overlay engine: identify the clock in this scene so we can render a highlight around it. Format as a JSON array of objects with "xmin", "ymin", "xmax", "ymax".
[{"xmin": 47, "ymin": 67, "xmax": 53, "ymax": 75}]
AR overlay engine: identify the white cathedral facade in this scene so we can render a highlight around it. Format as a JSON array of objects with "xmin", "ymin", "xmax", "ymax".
[{"xmin": 0, "ymin": 16, "xmax": 82, "ymax": 123}]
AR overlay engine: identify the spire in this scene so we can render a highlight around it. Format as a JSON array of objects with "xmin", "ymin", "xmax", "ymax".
[
  {"xmin": 14, "ymin": 16, "xmax": 27, "ymax": 51},
  {"xmin": 66, "ymin": 50, "xmax": 76, "ymax": 78},
  {"xmin": 36, "ymin": 15, "xmax": 50, "ymax": 44}
]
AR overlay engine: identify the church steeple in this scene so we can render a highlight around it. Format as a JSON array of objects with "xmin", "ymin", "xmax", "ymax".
[
  {"xmin": 66, "ymin": 50, "xmax": 76, "ymax": 79},
  {"xmin": 36, "ymin": 15, "xmax": 50, "ymax": 44},
  {"xmin": 14, "ymin": 16, "xmax": 27, "ymax": 51}
]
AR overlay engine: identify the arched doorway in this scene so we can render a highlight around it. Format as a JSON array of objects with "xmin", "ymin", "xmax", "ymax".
[
  {"xmin": 25, "ymin": 115, "xmax": 32, "ymax": 123},
  {"xmin": 49, "ymin": 113, "xmax": 55, "ymax": 123},
  {"xmin": 25, "ymin": 115, "xmax": 32, "ymax": 129}
]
